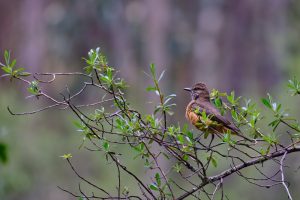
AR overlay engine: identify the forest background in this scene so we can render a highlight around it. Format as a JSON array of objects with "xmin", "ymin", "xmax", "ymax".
[{"xmin": 1, "ymin": 1, "xmax": 300, "ymax": 199}]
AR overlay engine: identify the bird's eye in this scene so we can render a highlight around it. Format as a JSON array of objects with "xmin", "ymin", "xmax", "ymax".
[{"xmin": 193, "ymin": 93, "xmax": 199, "ymax": 99}]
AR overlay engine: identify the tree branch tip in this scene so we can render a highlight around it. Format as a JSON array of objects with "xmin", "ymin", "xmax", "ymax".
[{"xmin": 7, "ymin": 106, "xmax": 15, "ymax": 115}]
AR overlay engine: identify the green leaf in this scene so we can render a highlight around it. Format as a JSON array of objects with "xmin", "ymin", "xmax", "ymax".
[
  {"xmin": 288, "ymin": 77, "xmax": 300, "ymax": 95},
  {"xmin": 207, "ymin": 155, "xmax": 218, "ymax": 167},
  {"xmin": 99, "ymin": 53, "xmax": 107, "ymax": 66},
  {"xmin": 223, "ymin": 133, "xmax": 230, "ymax": 143},
  {"xmin": 73, "ymin": 120, "xmax": 84, "ymax": 129},
  {"xmin": 150, "ymin": 63, "xmax": 156, "ymax": 77},
  {"xmin": 173, "ymin": 163, "xmax": 182, "ymax": 173},
  {"xmin": 262, "ymin": 134, "xmax": 277, "ymax": 144},
  {"xmin": 182, "ymin": 154, "xmax": 189, "ymax": 161},
  {"xmin": 276, "ymin": 104, "xmax": 282, "ymax": 112},
  {"xmin": 60, "ymin": 153, "xmax": 72, "ymax": 159},
  {"xmin": 231, "ymin": 110, "xmax": 239, "ymax": 122},
  {"xmin": 1, "ymin": 66, "xmax": 12, "ymax": 74},
  {"xmin": 0, "ymin": 143, "xmax": 8, "ymax": 164},
  {"xmin": 20, "ymin": 72, "xmax": 31, "ymax": 77},
  {"xmin": 268, "ymin": 119, "xmax": 280, "ymax": 131},
  {"xmin": 228, "ymin": 91, "xmax": 233, "ymax": 101},
  {"xmin": 13, "ymin": 67, "xmax": 24, "ymax": 73},
  {"xmin": 261, "ymin": 98, "xmax": 272, "ymax": 109},
  {"xmin": 214, "ymin": 98, "xmax": 222, "ymax": 107},
  {"xmin": 133, "ymin": 143, "xmax": 144, "ymax": 153},
  {"xmin": 186, "ymin": 131, "xmax": 194, "ymax": 141},
  {"xmin": 4, "ymin": 50, "xmax": 10, "ymax": 66},
  {"xmin": 155, "ymin": 173, "xmax": 161, "ymax": 187},
  {"xmin": 27, "ymin": 80, "xmax": 40, "ymax": 95},
  {"xmin": 211, "ymin": 157, "xmax": 218, "ymax": 167},
  {"xmin": 204, "ymin": 131, "xmax": 209, "ymax": 139},
  {"xmin": 154, "ymin": 106, "xmax": 162, "ymax": 115},
  {"xmin": 103, "ymin": 141, "xmax": 110, "ymax": 152},
  {"xmin": 106, "ymin": 67, "xmax": 113, "ymax": 79},
  {"xmin": 146, "ymin": 86, "xmax": 156, "ymax": 92},
  {"xmin": 177, "ymin": 134, "xmax": 184, "ymax": 144},
  {"xmin": 149, "ymin": 184, "xmax": 159, "ymax": 191}
]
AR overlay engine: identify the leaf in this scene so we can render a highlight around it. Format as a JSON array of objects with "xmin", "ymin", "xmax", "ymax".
[
  {"xmin": 204, "ymin": 131, "xmax": 209, "ymax": 139},
  {"xmin": 211, "ymin": 157, "xmax": 218, "ymax": 167},
  {"xmin": 10, "ymin": 59, "xmax": 16, "ymax": 68},
  {"xmin": 155, "ymin": 173, "xmax": 161, "ymax": 187},
  {"xmin": 168, "ymin": 94, "xmax": 176, "ymax": 97},
  {"xmin": 207, "ymin": 155, "xmax": 218, "ymax": 167},
  {"xmin": 261, "ymin": 98, "xmax": 272, "ymax": 109},
  {"xmin": 276, "ymin": 104, "xmax": 282, "ymax": 112},
  {"xmin": 0, "ymin": 143, "xmax": 8, "ymax": 163},
  {"xmin": 185, "ymin": 135, "xmax": 192, "ymax": 145},
  {"xmin": 173, "ymin": 163, "xmax": 182, "ymax": 173},
  {"xmin": 186, "ymin": 131, "xmax": 193, "ymax": 141},
  {"xmin": 155, "ymin": 90, "xmax": 160, "ymax": 96},
  {"xmin": 73, "ymin": 120, "xmax": 84, "ymax": 129},
  {"xmin": 13, "ymin": 67, "xmax": 24, "ymax": 73},
  {"xmin": 1, "ymin": 66, "xmax": 12, "ymax": 74},
  {"xmin": 272, "ymin": 103, "xmax": 277, "ymax": 111},
  {"xmin": 177, "ymin": 134, "xmax": 184, "ymax": 144},
  {"xmin": 231, "ymin": 110, "xmax": 239, "ymax": 122},
  {"xmin": 227, "ymin": 91, "xmax": 235, "ymax": 104},
  {"xmin": 149, "ymin": 184, "xmax": 159, "ymax": 191},
  {"xmin": 182, "ymin": 154, "xmax": 189, "ymax": 161},
  {"xmin": 4, "ymin": 50, "xmax": 10, "ymax": 66},
  {"xmin": 146, "ymin": 86, "xmax": 156, "ymax": 92},
  {"xmin": 27, "ymin": 80, "xmax": 40, "ymax": 95},
  {"xmin": 214, "ymin": 98, "xmax": 222, "ymax": 107},
  {"xmin": 164, "ymin": 97, "xmax": 173, "ymax": 105},
  {"xmin": 150, "ymin": 63, "xmax": 156, "ymax": 77},
  {"xmin": 158, "ymin": 70, "xmax": 165, "ymax": 82},
  {"xmin": 154, "ymin": 106, "xmax": 162, "ymax": 115},
  {"xmin": 19, "ymin": 72, "xmax": 31, "ymax": 77},
  {"xmin": 103, "ymin": 141, "xmax": 110, "ymax": 152},
  {"xmin": 60, "ymin": 153, "xmax": 72, "ymax": 159},
  {"xmin": 223, "ymin": 133, "xmax": 230, "ymax": 143}
]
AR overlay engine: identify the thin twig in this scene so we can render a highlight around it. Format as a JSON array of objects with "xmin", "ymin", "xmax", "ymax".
[
  {"xmin": 280, "ymin": 151, "xmax": 293, "ymax": 200},
  {"xmin": 66, "ymin": 158, "xmax": 111, "ymax": 197},
  {"xmin": 177, "ymin": 146, "xmax": 300, "ymax": 200}
]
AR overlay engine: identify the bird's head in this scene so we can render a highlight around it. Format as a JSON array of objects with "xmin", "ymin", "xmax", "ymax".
[{"xmin": 184, "ymin": 82, "xmax": 210, "ymax": 101}]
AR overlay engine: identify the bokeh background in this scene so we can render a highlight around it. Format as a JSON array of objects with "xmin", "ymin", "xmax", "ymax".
[{"xmin": 1, "ymin": 0, "xmax": 300, "ymax": 199}]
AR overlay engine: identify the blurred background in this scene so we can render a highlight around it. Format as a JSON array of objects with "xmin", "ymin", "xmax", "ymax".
[{"xmin": 1, "ymin": 0, "xmax": 300, "ymax": 199}]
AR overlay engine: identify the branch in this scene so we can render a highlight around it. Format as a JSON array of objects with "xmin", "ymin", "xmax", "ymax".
[
  {"xmin": 177, "ymin": 145, "xmax": 300, "ymax": 200},
  {"xmin": 66, "ymin": 158, "xmax": 111, "ymax": 197},
  {"xmin": 109, "ymin": 153, "xmax": 156, "ymax": 200},
  {"xmin": 280, "ymin": 151, "xmax": 293, "ymax": 200}
]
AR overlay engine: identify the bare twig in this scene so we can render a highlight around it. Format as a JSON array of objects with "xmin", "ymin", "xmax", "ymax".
[
  {"xmin": 66, "ymin": 158, "xmax": 111, "ymax": 197},
  {"xmin": 177, "ymin": 146, "xmax": 300, "ymax": 200},
  {"xmin": 280, "ymin": 151, "xmax": 293, "ymax": 200}
]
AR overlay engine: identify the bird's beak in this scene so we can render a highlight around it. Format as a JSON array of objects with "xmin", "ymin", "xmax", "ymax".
[{"xmin": 184, "ymin": 88, "xmax": 192, "ymax": 92}]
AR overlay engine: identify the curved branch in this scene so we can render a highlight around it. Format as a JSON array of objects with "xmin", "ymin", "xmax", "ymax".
[{"xmin": 177, "ymin": 145, "xmax": 300, "ymax": 200}]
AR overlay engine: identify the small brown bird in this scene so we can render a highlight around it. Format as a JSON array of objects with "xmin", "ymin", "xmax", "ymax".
[{"xmin": 184, "ymin": 82, "xmax": 250, "ymax": 141}]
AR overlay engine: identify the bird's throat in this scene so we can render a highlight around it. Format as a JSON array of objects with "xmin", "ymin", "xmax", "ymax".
[{"xmin": 196, "ymin": 96, "xmax": 210, "ymax": 102}]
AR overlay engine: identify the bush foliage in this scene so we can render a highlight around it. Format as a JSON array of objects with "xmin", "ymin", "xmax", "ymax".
[{"xmin": 1, "ymin": 48, "xmax": 300, "ymax": 200}]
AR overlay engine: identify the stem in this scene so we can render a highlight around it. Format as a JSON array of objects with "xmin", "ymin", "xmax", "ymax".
[{"xmin": 177, "ymin": 145, "xmax": 300, "ymax": 200}]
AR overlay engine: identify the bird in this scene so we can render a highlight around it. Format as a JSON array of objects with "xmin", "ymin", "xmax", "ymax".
[{"xmin": 184, "ymin": 82, "xmax": 252, "ymax": 142}]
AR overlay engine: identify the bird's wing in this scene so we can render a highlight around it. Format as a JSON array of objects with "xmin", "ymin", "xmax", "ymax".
[{"xmin": 191, "ymin": 102, "xmax": 240, "ymax": 133}]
